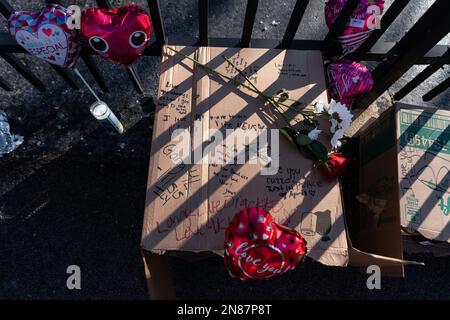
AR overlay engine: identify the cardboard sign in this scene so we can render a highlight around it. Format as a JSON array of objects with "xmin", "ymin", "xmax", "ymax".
[
  {"xmin": 359, "ymin": 103, "xmax": 450, "ymax": 273},
  {"xmin": 141, "ymin": 46, "xmax": 419, "ymax": 272}
]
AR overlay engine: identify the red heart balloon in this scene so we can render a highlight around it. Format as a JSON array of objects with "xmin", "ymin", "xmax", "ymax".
[
  {"xmin": 224, "ymin": 207, "xmax": 307, "ymax": 280},
  {"xmin": 81, "ymin": 4, "xmax": 152, "ymax": 66}
]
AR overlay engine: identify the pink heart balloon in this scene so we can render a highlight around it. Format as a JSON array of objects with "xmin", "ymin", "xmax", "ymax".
[
  {"xmin": 327, "ymin": 59, "xmax": 374, "ymax": 107},
  {"xmin": 8, "ymin": 4, "xmax": 81, "ymax": 68},
  {"xmin": 325, "ymin": 0, "xmax": 385, "ymax": 54},
  {"xmin": 81, "ymin": 4, "xmax": 152, "ymax": 66}
]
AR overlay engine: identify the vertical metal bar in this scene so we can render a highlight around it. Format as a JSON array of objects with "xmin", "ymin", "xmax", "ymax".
[
  {"xmin": 51, "ymin": 66, "xmax": 80, "ymax": 89},
  {"xmin": 377, "ymin": 0, "xmax": 450, "ymax": 65},
  {"xmin": 2, "ymin": 0, "xmax": 72, "ymax": 92},
  {"xmin": 423, "ymin": 77, "xmax": 450, "ymax": 101},
  {"xmin": 96, "ymin": 0, "xmax": 113, "ymax": 8},
  {"xmin": 354, "ymin": 0, "xmax": 411, "ymax": 56},
  {"xmin": 0, "ymin": 53, "xmax": 46, "ymax": 92},
  {"xmin": 198, "ymin": 0, "xmax": 208, "ymax": 46},
  {"xmin": 0, "ymin": 0, "xmax": 19, "ymax": 91},
  {"xmin": 46, "ymin": 0, "xmax": 109, "ymax": 92},
  {"xmin": 127, "ymin": 66, "xmax": 144, "ymax": 94},
  {"xmin": 322, "ymin": 0, "xmax": 359, "ymax": 56},
  {"xmin": 280, "ymin": 0, "xmax": 310, "ymax": 48},
  {"xmin": 147, "ymin": 0, "xmax": 166, "ymax": 45},
  {"xmin": 240, "ymin": 0, "xmax": 259, "ymax": 48},
  {"xmin": 373, "ymin": 0, "xmax": 450, "ymax": 82},
  {"xmin": 353, "ymin": 0, "xmax": 450, "ymax": 109},
  {"xmin": 0, "ymin": 76, "xmax": 13, "ymax": 91},
  {"xmin": 81, "ymin": 52, "xmax": 109, "ymax": 93},
  {"xmin": 0, "ymin": 0, "xmax": 14, "ymax": 19},
  {"xmin": 394, "ymin": 48, "xmax": 450, "ymax": 100}
]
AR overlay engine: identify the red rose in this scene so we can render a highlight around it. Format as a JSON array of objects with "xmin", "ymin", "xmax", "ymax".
[{"xmin": 320, "ymin": 153, "xmax": 349, "ymax": 181}]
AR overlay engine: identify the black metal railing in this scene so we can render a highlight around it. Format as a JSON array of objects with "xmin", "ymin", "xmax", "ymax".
[{"xmin": 0, "ymin": 0, "xmax": 449, "ymax": 109}]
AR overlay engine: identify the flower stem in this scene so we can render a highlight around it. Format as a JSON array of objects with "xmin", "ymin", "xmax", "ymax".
[
  {"xmin": 221, "ymin": 55, "xmax": 297, "ymax": 130},
  {"xmin": 167, "ymin": 46, "xmax": 261, "ymax": 96},
  {"xmin": 167, "ymin": 46, "xmax": 313, "ymax": 130}
]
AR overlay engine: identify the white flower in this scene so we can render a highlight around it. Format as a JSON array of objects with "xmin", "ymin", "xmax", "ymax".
[
  {"xmin": 312, "ymin": 99, "xmax": 353, "ymax": 150},
  {"xmin": 330, "ymin": 128, "xmax": 345, "ymax": 150},
  {"xmin": 314, "ymin": 100, "xmax": 328, "ymax": 114},
  {"xmin": 331, "ymin": 139, "xmax": 342, "ymax": 149},
  {"xmin": 327, "ymin": 99, "xmax": 353, "ymax": 133},
  {"xmin": 307, "ymin": 128, "xmax": 322, "ymax": 140}
]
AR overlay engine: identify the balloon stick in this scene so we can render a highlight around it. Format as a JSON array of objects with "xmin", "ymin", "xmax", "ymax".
[
  {"xmin": 73, "ymin": 67, "xmax": 101, "ymax": 102},
  {"xmin": 127, "ymin": 65, "xmax": 144, "ymax": 93}
]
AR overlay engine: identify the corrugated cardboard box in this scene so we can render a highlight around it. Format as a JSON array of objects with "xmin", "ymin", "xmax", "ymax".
[
  {"xmin": 142, "ymin": 46, "xmax": 415, "ymax": 272},
  {"xmin": 359, "ymin": 103, "xmax": 450, "ymax": 275}
]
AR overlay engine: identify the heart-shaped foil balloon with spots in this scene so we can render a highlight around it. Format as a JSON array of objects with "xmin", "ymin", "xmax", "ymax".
[{"xmin": 224, "ymin": 207, "xmax": 307, "ymax": 281}]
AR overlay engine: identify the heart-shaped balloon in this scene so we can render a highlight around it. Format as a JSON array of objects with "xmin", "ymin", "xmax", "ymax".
[
  {"xmin": 327, "ymin": 59, "xmax": 373, "ymax": 107},
  {"xmin": 224, "ymin": 207, "xmax": 307, "ymax": 281},
  {"xmin": 325, "ymin": 0, "xmax": 385, "ymax": 54},
  {"xmin": 8, "ymin": 4, "xmax": 81, "ymax": 68},
  {"xmin": 81, "ymin": 4, "xmax": 152, "ymax": 66}
]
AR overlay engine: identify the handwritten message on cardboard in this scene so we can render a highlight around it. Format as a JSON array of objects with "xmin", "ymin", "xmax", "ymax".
[{"xmin": 141, "ymin": 46, "xmax": 349, "ymax": 266}]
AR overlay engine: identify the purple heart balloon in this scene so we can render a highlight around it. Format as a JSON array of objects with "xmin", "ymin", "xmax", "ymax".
[{"xmin": 326, "ymin": 59, "xmax": 373, "ymax": 108}]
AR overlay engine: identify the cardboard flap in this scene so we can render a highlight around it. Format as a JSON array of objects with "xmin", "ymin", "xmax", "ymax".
[{"xmin": 349, "ymin": 246, "xmax": 424, "ymax": 267}]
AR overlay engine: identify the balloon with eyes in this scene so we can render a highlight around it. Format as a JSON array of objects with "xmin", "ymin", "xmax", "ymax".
[{"xmin": 81, "ymin": 4, "xmax": 152, "ymax": 66}]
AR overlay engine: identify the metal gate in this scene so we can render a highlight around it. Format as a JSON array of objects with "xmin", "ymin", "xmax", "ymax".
[{"xmin": 0, "ymin": 0, "xmax": 449, "ymax": 109}]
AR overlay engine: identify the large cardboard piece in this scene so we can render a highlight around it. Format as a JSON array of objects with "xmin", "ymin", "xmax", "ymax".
[
  {"xmin": 359, "ymin": 103, "xmax": 450, "ymax": 273},
  {"xmin": 141, "ymin": 46, "xmax": 416, "ymax": 271}
]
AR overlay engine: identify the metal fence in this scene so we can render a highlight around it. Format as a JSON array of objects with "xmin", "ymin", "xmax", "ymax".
[{"xmin": 0, "ymin": 0, "xmax": 449, "ymax": 109}]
